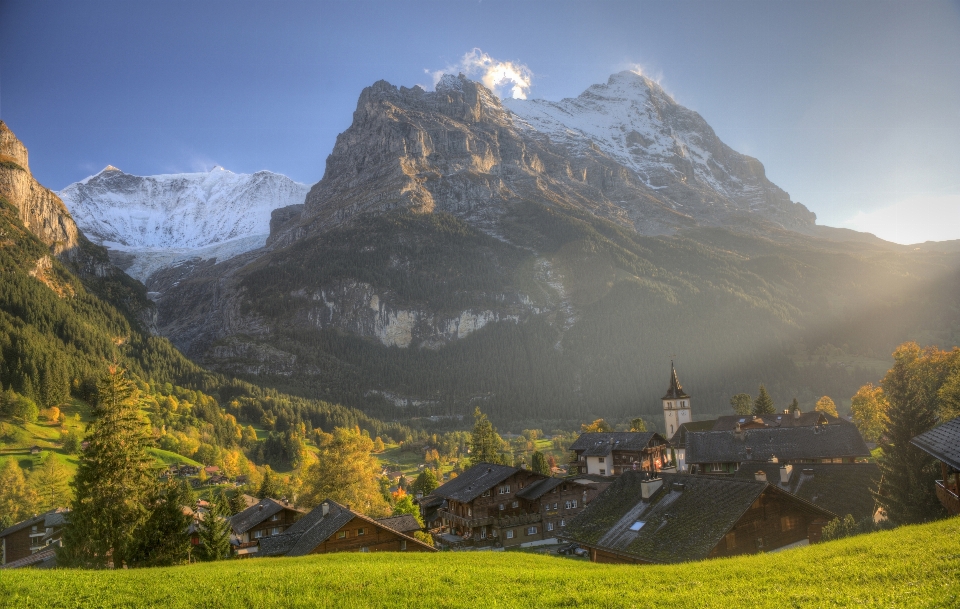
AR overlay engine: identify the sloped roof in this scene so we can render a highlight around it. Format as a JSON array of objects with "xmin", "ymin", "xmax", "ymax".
[
  {"xmin": 229, "ymin": 498, "xmax": 302, "ymax": 535},
  {"xmin": 911, "ymin": 416, "xmax": 960, "ymax": 471},
  {"xmin": 516, "ymin": 477, "xmax": 565, "ymax": 500},
  {"xmin": 669, "ymin": 420, "xmax": 716, "ymax": 447},
  {"xmin": 662, "ymin": 363, "xmax": 690, "ymax": 400},
  {"xmin": 561, "ymin": 472, "xmax": 833, "ymax": 564},
  {"xmin": 685, "ymin": 424, "xmax": 870, "ymax": 464},
  {"xmin": 427, "ymin": 463, "xmax": 520, "ymax": 504},
  {"xmin": 712, "ymin": 412, "xmax": 832, "ymax": 431},
  {"xmin": 0, "ymin": 508, "xmax": 68, "ymax": 539},
  {"xmin": 570, "ymin": 432, "xmax": 662, "ymax": 455},
  {"xmin": 258, "ymin": 499, "xmax": 435, "ymax": 557},
  {"xmin": 733, "ymin": 462, "xmax": 880, "ymax": 521},
  {"xmin": 375, "ymin": 514, "xmax": 421, "ymax": 534},
  {"xmin": 0, "ymin": 546, "xmax": 57, "ymax": 570}
]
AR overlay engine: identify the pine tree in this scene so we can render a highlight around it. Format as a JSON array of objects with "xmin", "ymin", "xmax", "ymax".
[
  {"xmin": 196, "ymin": 489, "xmax": 233, "ymax": 561},
  {"xmin": 876, "ymin": 344, "xmax": 947, "ymax": 524},
  {"xmin": 228, "ymin": 490, "xmax": 248, "ymax": 516},
  {"xmin": 127, "ymin": 478, "xmax": 192, "ymax": 567},
  {"xmin": 531, "ymin": 451, "xmax": 551, "ymax": 476},
  {"xmin": 0, "ymin": 459, "xmax": 37, "ymax": 527},
  {"xmin": 753, "ymin": 384, "xmax": 775, "ymax": 415},
  {"xmin": 469, "ymin": 407, "xmax": 504, "ymax": 465},
  {"xmin": 788, "ymin": 398, "xmax": 800, "ymax": 413},
  {"xmin": 29, "ymin": 453, "xmax": 72, "ymax": 512},
  {"xmin": 58, "ymin": 366, "xmax": 156, "ymax": 569}
]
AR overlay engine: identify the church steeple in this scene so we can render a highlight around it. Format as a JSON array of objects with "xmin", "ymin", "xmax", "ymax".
[{"xmin": 661, "ymin": 361, "xmax": 692, "ymax": 440}]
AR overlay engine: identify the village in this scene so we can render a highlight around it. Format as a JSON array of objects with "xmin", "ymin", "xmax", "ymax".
[{"xmin": 3, "ymin": 364, "xmax": 957, "ymax": 569}]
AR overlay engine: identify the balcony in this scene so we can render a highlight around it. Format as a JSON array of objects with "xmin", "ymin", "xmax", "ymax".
[
  {"xmin": 936, "ymin": 481, "xmax": 960, "ymax": 516},
  {"xmin": 438, "ymin": 509, "xmax": 542, "ymax": 530}
]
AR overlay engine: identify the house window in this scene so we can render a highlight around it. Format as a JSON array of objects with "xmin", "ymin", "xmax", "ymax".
[
  {"xmin": 560, "ymin": 519, "xmax": 565, "ymax": 527},
  {"xmin": 499, "ymin": 504, "xmax": 505, "ymax": 511},
  {"xmin": 547, "ymin": 522, "xmax": 554, "ymax": 532},
  {"xmin": 511, "ymin": 501, "xmax": 518, "ymax": 508},
  {"xmin": 553, "ymin": 503, "xmax": 558, "ymax": 510},
  {"xmin": 670, "ymin": 425, "xmax": 674, "ymax": 435},
  {"xmin": 467, "ymin": 508, "xmax": 472, "ymax": 517},
  {"xmin": 564, "ymin": 501, "xmax": 571, "ymax": 509},
  {"xmin": 598, "ymin": 457, "xmax": 605, "ymax": 463},
  {"xmin": 755, "ymin": 538, "xmax": 764, "ymax": 549},
  {"xmin": 482, "ymin": 490, "xmax": 491, "ymax": 497},
  {"xmin": 711, "ymin": 463, "xmax": 724, "ymax": 472},
  {"xmin": 254, "ymin": 530, "xmax": 264, "ymax": 539},
  {"xmin": 270, "ymin": 514, "xmax": 280, "ymax": 521},
  {"xmin": 401, "ymin": 540, "xmax": 407, "ymax": 550},
  {"xmin": 599, "ymin": 469, "xmax": 606, "ymax": 475},
  {"xmin": 357, "ymin": 527, "xmax": 365, "ymax": 536},
  {"xmin": 360, "ymin": 547, "xmax": 369, "ymax": 553},
  {"xmin": 780, "ymin": 515, "xmax": 801, "ymax": 532},
  {"xmin": 480, "ymin": 528, "xmax": 487, "ymax": 539},
  {"xmin": 338, "ymin": 531, "xmax": 347, "ymax": 539},
  {"xmin": 271, "ymin": 527, "xmax": 280, "ymax": 536},
  {"xmin": 571, "ymin": 500, "xmax": 578, "ymax": 509},
  {"xmin": 506, "ymin": 530, "xmax": 514, "ymax": 539},
  {"xmin": 527, "ymin": 526, "xmax": 537, "ymax": 536}
]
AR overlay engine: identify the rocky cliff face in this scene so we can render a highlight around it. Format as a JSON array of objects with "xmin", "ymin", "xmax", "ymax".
[{"xmin": 0, "ymin": 121, "xmax": 81, "ymax": 258}]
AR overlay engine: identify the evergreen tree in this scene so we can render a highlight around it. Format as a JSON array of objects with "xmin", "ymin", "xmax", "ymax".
[
  {"xmin": 730, "ymin": 393, "xmax": 752, "ymax": 416},
  {"xmin": 196, "ymin": 489, "xmax": 232, "ymax": 561},
  {"xmin": 127, "ymin": 478, "xmax": 192, "ymax": 567},
  {"xmin": 228, "ymin": 490, "xmax": 248, "ymax": 516},
  {"xmin": 58, "ymin": 367, "xmax": 156, "ymax": 569},
  {"xmin": 469, "ymin": 407, "xmax": 503, "ymax": 465},
  {"xmin": 788, "ymin": 398, "xmax": 800, "ymax": 413},
  {"xmin": 410, "ymin": 469, "xmax": 439, "ymax": 497},
  {"xmin": 0, "ymin": 459, "xmax": 37, "ymax": 526},
  {"xmin": 753, "ymin": 384, "xmax": 775, "ymax": 415},
  {"xmin": 531, "ymin": 451, "xmax": 551, "ymax": 476},
  {"xmin": 29, "ymin": 453, "xmax": 72, "ymax": 512},
  {"xmin": 257, "ymin": 466, "xmax": 285, "ymax": 500},
  {"xmin": 876, "ymin": 343, "xmax": 948, "ymax": 524}
]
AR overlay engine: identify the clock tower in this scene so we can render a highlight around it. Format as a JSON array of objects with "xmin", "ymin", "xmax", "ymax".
[{"xmin": 662, "ymin": 361, "xmax": 691, "ymax": 440}]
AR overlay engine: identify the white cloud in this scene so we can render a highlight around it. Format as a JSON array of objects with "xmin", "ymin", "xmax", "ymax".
[
  {"xmin": 429, "ymin": 48, "xmax": 533, "ymax": 99},
  {"xmin": 842, "ymin": 194, "xmax": 960, "ymax": 244}
]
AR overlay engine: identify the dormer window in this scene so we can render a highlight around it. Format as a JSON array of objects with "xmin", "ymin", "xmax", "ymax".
[{"xmin": 630, "ymin": 521, "xmax": 646, "ymax": 531}]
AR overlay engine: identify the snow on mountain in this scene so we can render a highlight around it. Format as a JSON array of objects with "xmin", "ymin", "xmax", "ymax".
[
  {"xmin": 503, "ymin": 71, "xmax": 793, "ymax": 216},
  {"xmin": 59, "ymin": 166, "xmax": 310, "ymax": 282}
]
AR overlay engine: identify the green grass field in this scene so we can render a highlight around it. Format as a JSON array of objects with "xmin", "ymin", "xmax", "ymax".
[{"xmin": 2, "ymin": 517, "xmax": 958, "ymax": 608}]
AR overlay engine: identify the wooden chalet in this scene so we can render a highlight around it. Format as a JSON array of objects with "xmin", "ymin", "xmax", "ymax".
[
  {"xmin": 568, "ymin": 432, "xmax": 669, "ymax": 477},
  {"xmin": 257, "ymin": 499, "xmax": 435, "ymax": 556},
  {"xmin": 229, "ymin": 498, "xmax": 305, "ymax": 556},
  {"xmin": 0, "ymin": 508, "xmax": 69, "ymax": 567},
  {"xmin": 684, "ymin": 423, "xmax": 870, "ymax": 475},
  {"xmin": 419, "ymin": 462, "xmax": 599, "ymax": 548},
  {"xmin": 734, "ymin": 462, "xmax": 881, "ymax": 522},
  {"xmin": 560, "ymin": 472, "xmax": 835, "ymax": 564},
  {"xmin": 910, "ymin": 416, "xmax": 960, "ymax": 516}
]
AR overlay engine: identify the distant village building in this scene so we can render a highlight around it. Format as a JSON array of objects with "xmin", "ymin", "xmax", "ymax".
[
  {"xmin": 910, "ymin": 416, "xmax": 960, "ymax": 516},
  {"xmin": 257, "ymin": 499, "xmax": 435, "ymax": 556},
  {"xmin": 733, "ymin": 462, "xmax": 881, "ymax": 522},
  {"xmin": 419, "ymin": 463, "xmax": 601, "ymax": 548},
  {"xmin": 569, "ymin": 433, "xmax": 668, "ymax": 476},
  {"xmin": 0, "ymin": 508, "xmax": 69, "ymax": 568},
  {"xmin": 661, "ymin": 362, "xmax": 692, "ymax": 440},
  {"xmin": 684, "ymin": 423, "xmax": 870, "ymax": 475},
  {"xmin": 229, "ymin": 498, "xmax": 305, "ymax": 556},
  {"xmin": 560, "ymin": 472, "xmax": 834, "ymax": 564}
]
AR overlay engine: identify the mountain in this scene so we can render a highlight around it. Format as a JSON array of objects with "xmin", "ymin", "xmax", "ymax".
[
  {"xmin": 64, "ymin": 75, "xmax": 960, "ymax": 429},
  {"xmin": 58, "ymin": 167, "xmax": 310, "ymax": 282}
]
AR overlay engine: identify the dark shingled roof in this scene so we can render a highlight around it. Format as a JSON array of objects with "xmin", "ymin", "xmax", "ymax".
[
  {"xmin": 712, "ymin": 411, "xmax": 831, "ymax": 430},
  {"xmin": 733, "ymin": 463, "xmax": 880, "ymax": 521},
  {"xmin": 0, "ymin": 546, "xmax": 57, "ymax": 570},
  {"xmin": 516, "ymin": 477, "xmax": 565, "ymax": 500},
  {"xmin": 427, "ymin": 462, "xmax": 519, "ymax": 503},
  {"xmin": 229, "ymin": 498, "xmax": 302, "ymax": 535},
  {"xmin": 911, "ymin": 416, "xmax": 960, "ymax": 471},
  {"xmin": 569, "ymin": 432, "xmax": 661, "ymax": 456},
  {"xmin": 0, "ymin": 508, "xmax": 68, "ymax": 539},
  {"xmin": 376, "ymin": 514, "xmax": 421, "ymax": 534},
  {"xmin": 662, "ymin": 362, "xmax": 690, "ymax": 400},
  {"xmin": 258, "ymin": 499, "xmax": 436, "ymax": 557},
  {"xmin": 669, "ymin": 420, "xmax": 716, "ymax": 447},
  {"xmin": 561, "ymin": 472, "xmax": 833, "ymax": 564},
  {"xmin": 685, "ymin": 424, "xmax": 870, "ymax": 464}
]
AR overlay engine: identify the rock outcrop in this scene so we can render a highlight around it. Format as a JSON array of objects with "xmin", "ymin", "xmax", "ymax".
[{"xmin": 0, "ymin": 121, "xmax": 81, "ymax": 258}]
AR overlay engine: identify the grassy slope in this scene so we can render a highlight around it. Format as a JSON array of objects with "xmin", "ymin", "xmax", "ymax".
[{"xmin": 3, "ymin": 518, "xmax": 958, "ymax": 608}]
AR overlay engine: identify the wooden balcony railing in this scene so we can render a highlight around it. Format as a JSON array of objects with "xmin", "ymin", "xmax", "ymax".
[
  {"xmin": 936, "ymin": 480, "xmax": 960, "ymax": 515},
  {"xmin": 438, "ymin": 509, "xmax": 542, "ymax": 530}
]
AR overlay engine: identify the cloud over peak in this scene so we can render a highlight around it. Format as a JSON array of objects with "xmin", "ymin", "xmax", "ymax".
[{"xmin": 429, "ymin": 48, "xmax": 533, "ymax": 100}]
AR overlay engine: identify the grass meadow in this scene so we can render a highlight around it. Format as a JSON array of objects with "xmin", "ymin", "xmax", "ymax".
[{"xmin": 2, "ymin": 516, "xmax": 958, "ymax": 608}]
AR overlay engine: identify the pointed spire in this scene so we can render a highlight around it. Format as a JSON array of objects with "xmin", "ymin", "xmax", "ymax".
[{"xmin": 662, "ymin": 360, "xmax": 689, "ymax": 400}]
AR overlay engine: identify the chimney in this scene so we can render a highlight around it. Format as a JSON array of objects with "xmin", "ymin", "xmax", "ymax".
[
  {"xmin": 769, "ymin": 455, "xmax": 778, "ymax": 464},
  {"xmin": 754, "ymin": 470, "xmax": 767, "ymax": 483},
  {"xmin": 745, "ymin": 447, "xmax": 752, "ymax": 457},
  {"xmin": 793, "ymin": 408, "xmax": 801, "ymax": 420},
  {"xmin": 780, "ymin": 464, "xmax": 793, "ymax": 485},
  {"xmin": 802, "ymin": 468, "xmax": 814, "ymax": 477},
  {"xmin": 640, "ymin": 476, "xmax": 663, "ymax": 499},
  {"xmin": 672, "ymin": 483, "xmax": 685, "ymax": 492},
  {"xmin": 321, "ymin": 502, "xmax": 329, "ymax": 517}
]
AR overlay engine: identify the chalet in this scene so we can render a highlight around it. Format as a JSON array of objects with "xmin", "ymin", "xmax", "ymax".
[
  {"xmin": 733, "ymin": 462, "xmax": 881, "ymax": 522},
  {"xmin": 0, "ymin": 508, "xmax": 69, "ymax": 566},
  {"xmin": 229, "ymin": 498, "xmax": 305, "ymax": 556},
  {"xmin": 29, "ymin": 445, "xmax": 42, "ymax": 455},
  {"xmin": 375, "ymin": 514, "xmax": 422, "ymax": 536},
  {"xmin": 568, "ymin": 433, "xmax": 669, "ymax": 477},
  {"xmin": 420, "ymin": 463, "xmax": 598, "ymax": 548},
  {"xmin": 910, "ymin": 416, "xmax": 960, "ymax": 516},
  {"xmin": 257, "ymin": 499, "xmax": 435, "ymax": 556},
  {"xmin": 560, "ymin": 472, "xmax": 835, "ymax": 564},
  {"xmin": 684, "ymin": 424, "xmax": 870, "ymax": 475}
]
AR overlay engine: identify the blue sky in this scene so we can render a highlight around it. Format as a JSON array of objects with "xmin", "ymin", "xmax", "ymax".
[{"xmin": 1, "ymin": 0, "xmax": 959, "ymax": 243}]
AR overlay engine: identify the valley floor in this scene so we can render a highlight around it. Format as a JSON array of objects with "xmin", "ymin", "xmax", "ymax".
[{"xmin": 2, "ymin": 517, "xmax": 958, "ymax": 608}]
